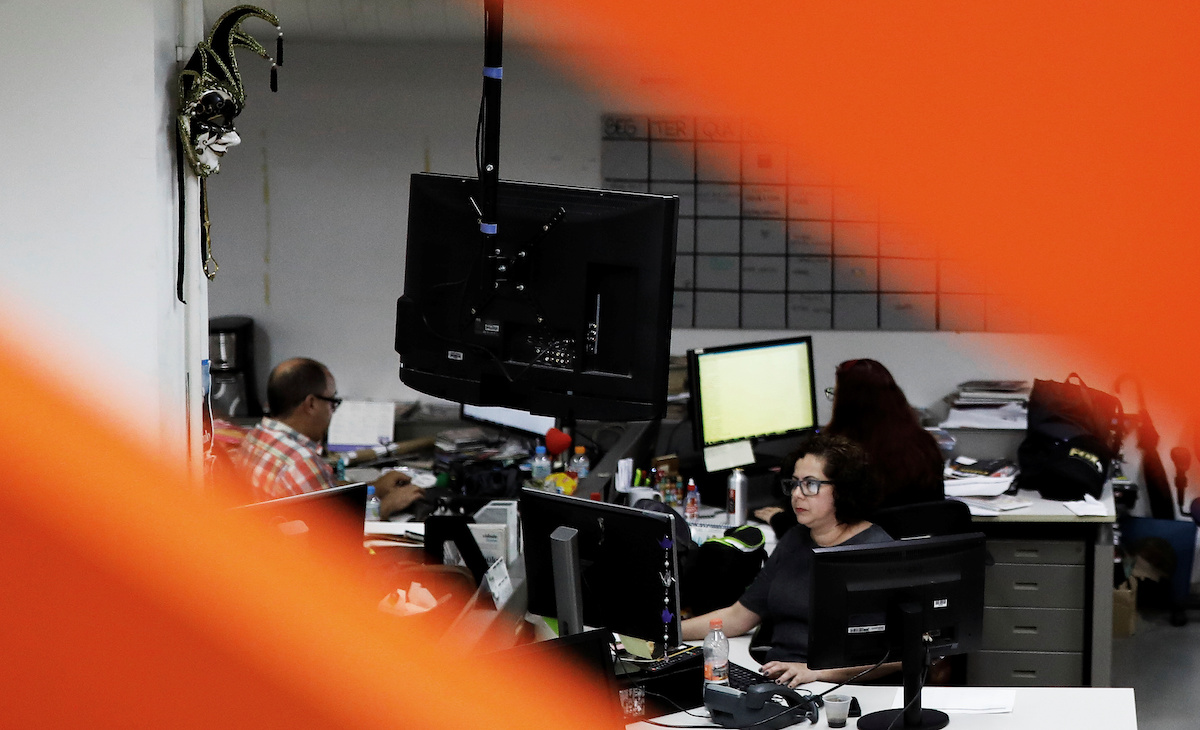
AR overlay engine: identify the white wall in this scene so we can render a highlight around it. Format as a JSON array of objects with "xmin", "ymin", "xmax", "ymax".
[{"xmin": 0, "ymin": 0, "xmax": 191, "ymax": 450}]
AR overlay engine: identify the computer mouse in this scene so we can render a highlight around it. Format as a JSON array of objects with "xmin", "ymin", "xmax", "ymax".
[{"xmin": 848, "ymin": 696, "xmax": 862, "ymax": 717}]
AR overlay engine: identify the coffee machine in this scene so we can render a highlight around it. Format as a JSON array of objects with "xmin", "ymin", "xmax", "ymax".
[{"xmin": 208, "ymin": 315, "xmax": 263, "ymax": 419}]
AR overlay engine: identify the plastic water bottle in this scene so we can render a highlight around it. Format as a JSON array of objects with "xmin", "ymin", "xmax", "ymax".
[
  {"xmin": 684, "ymin": 478, "xmax": 700, "ymax": 520},
  {"xmin": 727, "ymin": 468, "xmax": 748, "ymax": 526},
  {"xmin": 365, "ymin": 485, "xmax": 381, "ymax": 521},
  {"xmin": 568, "ymin": 445, "xmax": 590, "ymax": 478},
  {"xmin": 531, "ymin": 445, "xmax": 552, "ymax": 483},
  {"xmin": 703, "ymin": 619, "xmax": 730, "ymax": 686}
]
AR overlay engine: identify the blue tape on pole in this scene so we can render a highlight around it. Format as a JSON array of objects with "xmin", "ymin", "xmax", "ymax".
[
  {"xmin": 480, "ymin": 222, "xmax": 498, "ymax": 235},
  {"xmin": 483, "ymin": 66, "xmax": 503, "ymax": 79}
]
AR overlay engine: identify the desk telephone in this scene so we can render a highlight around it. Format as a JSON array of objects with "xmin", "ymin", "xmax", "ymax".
[{"xmin": 704, "ymin": 682, "xmax": 820, "ymax": 729}]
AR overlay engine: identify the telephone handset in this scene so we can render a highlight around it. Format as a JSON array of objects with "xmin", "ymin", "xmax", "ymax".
[{"xmin": 704, "ymin": 682, "xmax": 820, "ymax": 729}]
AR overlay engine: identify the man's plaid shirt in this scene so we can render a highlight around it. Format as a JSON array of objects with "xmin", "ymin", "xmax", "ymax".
[{"xmin": 234, "ymin": 417, "xmax": 336, "ymax": 501}]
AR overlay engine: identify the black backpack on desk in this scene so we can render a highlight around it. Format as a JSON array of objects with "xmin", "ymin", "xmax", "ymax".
[{"xmin": 1017, "ymin": 373, "xmax": 1124, "ymax": 501}]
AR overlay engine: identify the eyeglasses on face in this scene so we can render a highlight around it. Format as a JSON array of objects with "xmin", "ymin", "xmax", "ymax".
[
  {"xmin": 781, "ymin": 476, "xmax": 834, "ymax": 497},
  {"xmin": 313, "ymin": 394, "xmax": 343, "ymax": 411},
  {"xmin": 824, "ymin": 386, "xmax": 836, "ymax": 401}
]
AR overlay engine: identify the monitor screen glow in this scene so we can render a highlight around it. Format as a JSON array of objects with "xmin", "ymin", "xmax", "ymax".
[{"xmin": 689, "ymin": 336, "xmax": 817, "ymax": 449}]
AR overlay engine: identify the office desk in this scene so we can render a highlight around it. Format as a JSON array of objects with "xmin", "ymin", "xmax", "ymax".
[
  {"xmin": 628, "ymin": 637, "xmax": 1137, "ymax": 730},
  {"xmin": 629, "ymin": 685, "xmax": 1137, "ymax": 729},
  {"xmin": 965, "ymin": 485, "xmax": 1115, "ymax": 687}
]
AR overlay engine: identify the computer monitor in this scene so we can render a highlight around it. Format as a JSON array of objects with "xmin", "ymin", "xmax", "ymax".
[
  {"xmin": 492, "ymin": 629, "xmax": 624, "ymax": 729},
  {"xmin": 233, "ymin": 483, "xmax": 369, "ymax": 562},
  {"xmin": 520, "ymin": 488, "xmax": 682, "ymax": 651},
  {"xmin": 395, "ymin": 172, "xmax": 679, "ymax": 422},
  {"xmin": 809, "ymin": 533, "xmax": 987, "ymax": 730},
  {"xmin": 462, "ymin": 403, "xmax": 556, "ymax": 438},
  {"xmin": 687, "ymin": 336, "xmax": 818, "ymax": 451}
]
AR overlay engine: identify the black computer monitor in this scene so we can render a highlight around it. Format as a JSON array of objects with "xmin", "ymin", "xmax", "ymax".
[
  {"xmin": 233, "ymin": 483, "xmax": 369, "ymax": 562},
  {"xmin": 809, "ymin": 533, "xmax": 987, "ymax": 730},
  {"xmin": 687, "ymin": 336, "xmax": 818, "ymax": 451},
  {"xmin": 520, "ymin": 488, "xmax": 682, "ymax": 650},
  {"xmin": 395, "ymin": 172, "xmax": 679, "ymax": 422},
  {"xmin": 492, "ymin": 629, "xmax": 624, "ymax": 729}
]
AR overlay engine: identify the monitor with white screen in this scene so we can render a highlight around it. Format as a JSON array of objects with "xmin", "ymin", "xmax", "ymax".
[
  {"xmin": 462, "ymin": 403, "xmax": 556, "ymax": 437},
  {"xmin": 687, "ymin": 336, "xmax": 818, "ymax": 450}
]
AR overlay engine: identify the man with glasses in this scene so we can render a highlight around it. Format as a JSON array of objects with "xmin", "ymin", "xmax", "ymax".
[{"xmin": 236, "ymin": 358, "xmax": 421, "ymax": 513}]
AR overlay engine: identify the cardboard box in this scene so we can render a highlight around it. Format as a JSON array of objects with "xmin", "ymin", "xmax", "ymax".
[{"xmin": 1113, "ymin": 579, "xmax": 1138, "ymax": 638}]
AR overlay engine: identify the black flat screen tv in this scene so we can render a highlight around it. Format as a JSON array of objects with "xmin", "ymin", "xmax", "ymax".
[{"xmin": 395, "ymin": 173, "xmax": 679, "ymax": 421}]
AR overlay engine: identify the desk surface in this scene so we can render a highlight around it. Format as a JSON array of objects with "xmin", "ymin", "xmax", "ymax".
[
  {"xmin": 628, "ymin": 637, "xmax": 1136, "ymax": 729},
  {"xmin": 965, "ymin": 484, "xmax": 1115, "ymax": 524},
  {"xmin": 629, "ymin": 685, "xmax": 1137, "ymax": 729}
]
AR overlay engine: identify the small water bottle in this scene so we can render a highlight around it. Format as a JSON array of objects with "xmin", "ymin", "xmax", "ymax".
[
  {"xmin": 531, "ymin": 445, "xmax": 552, "ymax": 483},
  {"xmin": 365, "ymin": 485, "xmax": 381, "ymax": 521},
  {"xmin": 703, "ymin": 619, "xmax": 730, "ymax": 686},
  {"xmin": 727, "ymin": 468, "xmax": 748, "ymax": 526},
  {"xmin": 568, "ymin": 445, "xmax": 590, "ymax": 478},
  {"xmin": 684, "ymin": 478, "xmax": 700, "ymax": 520}
]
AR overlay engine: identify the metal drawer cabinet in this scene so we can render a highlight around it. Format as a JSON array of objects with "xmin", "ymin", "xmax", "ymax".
[
  {"xmin": 971, "ymin": 537, "xmax": 1090, "ymax": 686},
  {"xmin": 984, "ymin": 563, "xmax": 1086, "ymax": 609},
  {"xmin": 981, "ymin": 607, "xmax": 1085, "ymax": 652},
  {"xmin": 968, "ymin": 650, "xmax": 1084, "ymax": 686}
]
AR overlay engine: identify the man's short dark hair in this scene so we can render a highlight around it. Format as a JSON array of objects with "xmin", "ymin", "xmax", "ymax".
[
  {"xmin": 266, "ymin": 358, "xmax": 330, "ymax": 418},
  {"xmin": 790, "ymin": 432, "xmax": 878, "ymax": 524}
]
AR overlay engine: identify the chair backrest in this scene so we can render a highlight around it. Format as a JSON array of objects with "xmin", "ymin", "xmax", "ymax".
[{"xmin": 871, "ymin": 499, "xmax": 974, "ymax": 539}]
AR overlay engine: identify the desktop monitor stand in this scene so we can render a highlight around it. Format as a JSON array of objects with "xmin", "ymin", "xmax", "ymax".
[{"xmin": 856, "ymin": 603, "xmax": 949, "ymax": 730}]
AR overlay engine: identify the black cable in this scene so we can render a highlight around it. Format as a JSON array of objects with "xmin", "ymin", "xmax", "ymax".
[{"xmin": 639, "ymin": 690, "xmax": 715, "ymax": 724}]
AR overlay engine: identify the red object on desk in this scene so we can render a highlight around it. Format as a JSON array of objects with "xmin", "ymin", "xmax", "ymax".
[{"xmin": 545, "ymin": 427, "xmax": 573, "ymax": 457}]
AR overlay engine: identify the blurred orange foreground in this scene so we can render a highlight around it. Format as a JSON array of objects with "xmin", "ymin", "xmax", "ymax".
[
  {"xmin": 5, "ymin": 0, "xmax": 1200, "ymax": 725},
  {"xmin": 0, "ymin": 321, "xmax": 615, "ymax": 726}
]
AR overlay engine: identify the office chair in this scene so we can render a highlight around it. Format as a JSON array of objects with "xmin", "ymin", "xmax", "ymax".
[{"xmin": 870, "ymin": 499, "xmax": 974, "ymax": 540}]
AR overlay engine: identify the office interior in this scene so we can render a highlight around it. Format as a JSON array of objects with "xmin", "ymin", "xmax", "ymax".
[{"xmin": 2, "ymin": 2, "xmax": 1195, "ymax": 728}]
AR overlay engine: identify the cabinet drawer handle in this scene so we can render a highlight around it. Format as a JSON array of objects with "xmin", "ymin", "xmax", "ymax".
[
  {"xmin": 1014, "ymin": 549, "xmax": 1040, "ymax": 558},
  {"xmin": 1012, "ymin": 670, "xmax": 1038, "ymax": 679},
  {"xmin": 1013, "ymin": 626, "xmax": 1039, "ymax": 635},
  {"xmin": 1013, "ymin": 582, "xmax": 1039, "ymax": 591}
]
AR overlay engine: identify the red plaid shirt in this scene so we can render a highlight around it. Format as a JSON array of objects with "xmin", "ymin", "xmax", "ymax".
[{"xmin": 235, "ymin": 417, "xmax": 337, "ymax": 501}]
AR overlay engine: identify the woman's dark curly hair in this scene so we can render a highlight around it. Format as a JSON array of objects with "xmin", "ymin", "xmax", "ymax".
[{"xmin": 789, "ymin": 432, "xmax": 878, "ymax": 524}]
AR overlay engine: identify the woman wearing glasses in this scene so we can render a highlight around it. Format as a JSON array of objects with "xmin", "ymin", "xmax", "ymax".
[
  {"xmin": 681, "ymin": 433, "xmax": 894, "ymax": 687},
  {"xmin": 756, "ymin": 359, "xmax": 944, "ymax": 537}
]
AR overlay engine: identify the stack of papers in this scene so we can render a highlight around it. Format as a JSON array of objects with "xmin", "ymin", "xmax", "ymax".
[
  {"xmin": 894, "ymin": 687, "xmax": 1016, "ymax": 714},
  {"xmin": 953, "ymin": 494, "xmax": 1033, "ymax": 514},
  {"xmin": 943, "ymin": 476, "xmax": 1015, "ymax": 497},
  {"xmin": 939, "ymin": 402, "xmax": 1028, "ymax": 430},
  {"xmin": 954, "ymin": 380, "xmax": 1031, "ymax": 405},
  {"xmin": 1063, "ymin": 494, "xmax": 1109, "ymax": 516},
  {"xmin": 940, "ymin": 380, "xmax": 1030, "ymax": 430}
]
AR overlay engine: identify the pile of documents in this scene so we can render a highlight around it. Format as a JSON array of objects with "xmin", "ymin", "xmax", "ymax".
[{"xmin": 939, "ymin": 380, "xmax": 1030, "ymax": 430}]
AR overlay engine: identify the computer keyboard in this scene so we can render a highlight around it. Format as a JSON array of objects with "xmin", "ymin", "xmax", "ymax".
[
  {"xmin": 632, "ymin": 647, "xmax": 770, "ymax": 690},
  {"xmin": 639, "ymin": 646, "xmax": 704, "ymax": 673},
  {"xmin": 727, "ymin": 661, "xmax": 770, "ymax": 690}
]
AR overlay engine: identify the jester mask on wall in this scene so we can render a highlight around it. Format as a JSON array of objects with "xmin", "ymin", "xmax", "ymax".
[{"xmin": 178, "ymin": 5, "xmax": 282, "ymax": 283}]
